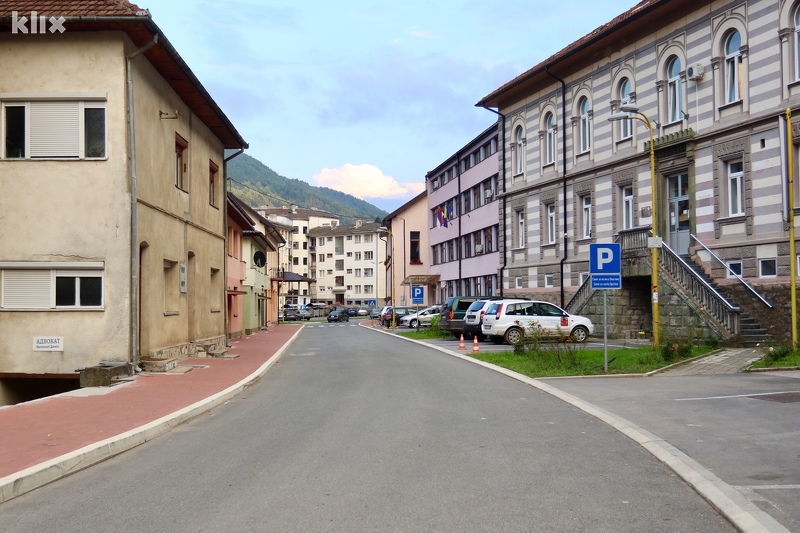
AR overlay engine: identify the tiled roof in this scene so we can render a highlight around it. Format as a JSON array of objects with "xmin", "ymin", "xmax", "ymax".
[
  {"xmin": 307, "ymin": 221, "xmax": 384, "ymax": 237},
  {"xmin": 256, "ymin": 206, "xmax": 338, "ymax": 221},
  {"xmin": 477, "ymin": 0, "xmax": 673, "ymax": 107},
  {"xmin": 0, "ymin": 1, "xmax": 146, "ymax": 17}
]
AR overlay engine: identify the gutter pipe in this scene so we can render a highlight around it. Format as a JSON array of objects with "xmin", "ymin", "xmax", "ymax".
[
  {"xmin": 127, "ymin": 33, "xmax": 159, "ymax": 371},
  {"xmin": 545, "ymin": 66, "xmax": 569, "ymax": 309},
  {"xmin": 478, "ymin": 106, "xmax": 506, "ymax": 297},
  {"xmin": 222, "ymin": 149, "xmax": 245, "ymax": 346}
]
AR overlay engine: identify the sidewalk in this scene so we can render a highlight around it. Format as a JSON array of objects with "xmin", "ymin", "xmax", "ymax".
[{"xmin": 0, "ymin": 324, "xmax": 302, "ymax": 503}]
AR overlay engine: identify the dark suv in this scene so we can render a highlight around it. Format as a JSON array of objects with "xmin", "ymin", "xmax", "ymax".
[{"xmin": 439, "ymin": 296, "xmax": 499, "ymax": 337}]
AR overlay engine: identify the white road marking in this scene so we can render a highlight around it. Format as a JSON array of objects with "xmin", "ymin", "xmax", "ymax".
[{"xmin": 675, "ymin": 391, "xmax": 800, "ymax": 401}]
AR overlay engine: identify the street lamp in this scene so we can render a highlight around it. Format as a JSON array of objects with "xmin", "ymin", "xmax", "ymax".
[
  {"xmin": 609, "ymin": 104, "xmax": 660, "ymax": 347},
  {"xmin": 378, "ymin": 226, "xmax": 397, "ymax": 328}
]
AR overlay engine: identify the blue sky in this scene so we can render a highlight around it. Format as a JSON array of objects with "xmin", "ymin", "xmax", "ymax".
[{"xmin": 144, "ymin": 0, "xmax": 638, "ymax": 213}]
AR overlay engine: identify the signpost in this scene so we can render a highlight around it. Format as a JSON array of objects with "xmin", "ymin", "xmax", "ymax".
[
  {"xmin": 412, "ymin": 286, "xmax": 424, "ymax": 331},
  {"xmin": 590, "ymin": 243, "xmax": 621, "ymax": 372}
]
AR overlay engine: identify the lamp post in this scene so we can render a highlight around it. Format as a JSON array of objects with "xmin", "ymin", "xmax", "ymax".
[
  {"xmin": 609, "ymin": 104, "xmax": 660, "ymax": 347},
  {"xmin": 378, "ymin": 226, "xmax": 397, "ymax": 328}
]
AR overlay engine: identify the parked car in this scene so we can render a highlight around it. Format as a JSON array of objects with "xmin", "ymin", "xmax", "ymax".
[
  {"xmin": 282, "ymin": 308, "xmax": 300, "ymax": 321},
  {"xmin": 357, "ymin": 308, "xmax": 370, "ymax": 316},
  {"xmin": 399, "ymin": 306, "xmax": 441, "ymax": 328},
  {"xmin": 371, "ymin": 306, "xmax": 386, "ymax": 319},
  {"xmin": 481, "ymin": 300, "xmax": 594, "ymax": 344},
  {"xmin": 439, "ymin": 296, "xmax": 501, "ymax": 337},
  {"xmin": 297, "ymin": 309, "xmax": 312, "ymax": 321},
  {"xmin": 346, "ymin": 307, "xmax": 358, "ymax": 317},
  {"xmin": 327, "ymin": 310, "xmax": 350, "ymax": 322},
  {"xmin": 462, "ymin": 299, "xmax": 500, "ymax": 341},
  {"xmin": 381, "ymin": 306, "xmax": 414, "ymax": 327}
]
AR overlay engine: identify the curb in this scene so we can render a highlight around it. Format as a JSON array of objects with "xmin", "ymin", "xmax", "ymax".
[
  {"xmin": 363, "ymin": 326, "xmax": 789, "ymax": 533},
  {"xmin": 0, "ymin": 327, "xmax": 303, "ymax": 504}
]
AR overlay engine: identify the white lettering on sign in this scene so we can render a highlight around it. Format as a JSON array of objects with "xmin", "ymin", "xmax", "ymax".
[
  {"xmin": 33, "ymin": 336, "xmax": 64, "ymax": 351},
  {"xmin": 597, "ymin": 248, "xmax": 613, "ymax": 269}
]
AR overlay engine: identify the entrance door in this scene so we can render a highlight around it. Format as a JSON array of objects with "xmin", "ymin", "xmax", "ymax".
[{"xmin": 668, "ymin": 174, "xmax": 690, "ymax": 255}]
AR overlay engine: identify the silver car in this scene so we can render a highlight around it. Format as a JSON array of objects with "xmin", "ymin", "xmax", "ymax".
[{"xmin": 399, "ymin": 306, "xmax": 441, "ymax": 328}]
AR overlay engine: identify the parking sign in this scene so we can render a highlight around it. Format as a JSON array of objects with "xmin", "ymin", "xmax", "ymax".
[
  {"xmin": 411, "ymin": 286, "xmax": 424, "ymax": 305},
  {"xmin": 590, "ymin": 243, "xmax": 621, "ymax": 290}
]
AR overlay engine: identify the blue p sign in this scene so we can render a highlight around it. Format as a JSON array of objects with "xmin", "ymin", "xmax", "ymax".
[
  {"xmin": 590, "ymin": 243, "xmax": 621, "ymax": 274},
  {"xmin": 411, "ymin": 285, "xmax": 424, "ymax": 304}
]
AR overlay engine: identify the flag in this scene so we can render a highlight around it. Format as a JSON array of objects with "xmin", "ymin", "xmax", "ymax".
[
  {"xmin": 443, "ymin": 203, "xmax": 449, "ymax": 228},
  {"xmin": 436, "ymin": 206, "xmax": 443, "ymax": 226}
]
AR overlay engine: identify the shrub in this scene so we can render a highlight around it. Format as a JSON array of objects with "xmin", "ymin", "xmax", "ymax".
[
  {"xmin": 761, "ymin": 342, "xmax": 793, "ymax": 364},
  {"xmin": 659, "ymin": 337, "xmax": 693, "ymax": 362}
]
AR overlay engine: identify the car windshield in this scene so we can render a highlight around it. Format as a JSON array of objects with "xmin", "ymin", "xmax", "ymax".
[
  {"xmin": 466, "ymin": 301, "xmax": 486, "ymax": 312},
  {"xmin": 486, "ymin": 303, "xmax": 500, "ymax": 314}
]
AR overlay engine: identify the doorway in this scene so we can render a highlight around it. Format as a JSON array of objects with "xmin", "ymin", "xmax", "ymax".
[{"xmin": 668, "ymin": 174, "xmax": 690, "ymax": 255}]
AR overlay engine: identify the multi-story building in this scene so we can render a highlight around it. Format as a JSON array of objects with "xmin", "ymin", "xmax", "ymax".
[
  {"xmin": 256, "ymin": 206, "xmax": 338, "ymax": 308},
  {"xmin": 384, "ymin": 191, "xmax": 437, "ymax": 307},
  {"xmin": 426, "ymin": 125, "xmax": 500, "ymax": 304},
  {"xmin": 476, "ymin": 0, "xmax": 799, "ymax": 342},
  {"xmin": 0, "ymin": 3, "xmax": 247, "ymax": 403},
  {"xmin": 308, "ymin": 221, "xmax": 387, "ymax": 307}
]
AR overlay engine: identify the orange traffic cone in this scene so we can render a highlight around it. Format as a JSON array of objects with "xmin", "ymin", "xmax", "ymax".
[
  {"xmin": 458, "ymin": 334, "xmax": 466, "ymax": 350},
  {"xmin": 472, "ymin": 336, "xmax": 480, "ymax": 353}
]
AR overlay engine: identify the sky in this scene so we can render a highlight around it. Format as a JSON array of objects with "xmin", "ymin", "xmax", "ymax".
[{"xmin": 143, "ymin": 0, "xmax": 639, "ymax": 213}]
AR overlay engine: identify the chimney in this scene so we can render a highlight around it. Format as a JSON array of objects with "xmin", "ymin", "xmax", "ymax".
[{"xmin": 355, "ymin": 219, "xmax": 363, "ymax": 228}]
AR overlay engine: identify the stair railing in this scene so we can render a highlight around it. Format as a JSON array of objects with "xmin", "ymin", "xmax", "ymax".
[
  {"xmin": 659, "ymin": 241, "xmax": 741, "ymax": 335},
  {"xmin": 690, "ymin": 233, "xmax": 773, "ymax": 309}
]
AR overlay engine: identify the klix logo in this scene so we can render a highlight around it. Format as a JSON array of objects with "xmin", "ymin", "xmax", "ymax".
[{"xmin": 11, "ymin": 11, "xmax": 66, "ymax": 34}]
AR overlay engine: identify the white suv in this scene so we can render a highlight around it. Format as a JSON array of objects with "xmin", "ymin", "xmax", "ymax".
[{"xmin": 481, "ymin": 300, "xmax": 594, "ymax": 344}]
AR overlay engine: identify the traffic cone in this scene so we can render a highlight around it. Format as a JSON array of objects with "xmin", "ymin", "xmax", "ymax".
[
  {"xmin": 472, "ymin": 336, "xmax": 480, "ymax": 353},
  {"xmin": 458, "ymin": 334, "xmax": 466, "ymax": 350}
]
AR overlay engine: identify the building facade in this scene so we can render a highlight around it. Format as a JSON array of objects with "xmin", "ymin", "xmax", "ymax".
[
  {"xmin": 477, "ymin": 0, "xmax": 800, "ymax": 341},
  {"xmin": 427, "ymin": 126, "xmax": 500, "ymax": 304},
  {"xmin": 0, "ymin": 4, "xmax": 246, "ymax": 403}
]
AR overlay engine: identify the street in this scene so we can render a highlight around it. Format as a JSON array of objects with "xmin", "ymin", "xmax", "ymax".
[{"xmin": 0, "ymin": 324, "xmax": 735, "ymax": 532}]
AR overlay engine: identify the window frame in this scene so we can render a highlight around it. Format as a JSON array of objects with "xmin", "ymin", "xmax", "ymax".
[
  {"xmin": 547, "ymin": 203, "xmax": 557, "ymax": 244},
  {"xmin": 578, "ymin": 97, "xmax": 591, "ymax": 154},
  {"xmin": 727, "ymin": 160, "xmax": 745, "ymax": 216},
  {"xmin": 175, "ymin": 133, "xmax": 188, "ymax": 191},
  {"xmin": 545, "ymin": 113, "xmax": 555, "ymax": 165},
  {"xmin": 724, "ymin": 30, "xmax": 743, "ymax": 104},
  {"xmin": 619, "ymin": 78, "xmax": 634, "ymax": 139},
  {"xmin": 580, "ymin": 195, "xmax": 592, "ymax": 239},
  {"xmin": 516, "ymin": 210, "xmax": 526, "ymax": 249},
  {"xmin": 666, "ymin": 56, "xmax": 683, "ymax": 124},
  {"xmin": 622, "ymin": 186, "xmax": 635, "ymax": 230},
  {"xmin": 209, "ymin": 160, "xmax": 219, "ymax": 207},
  {"xmin": 759, "ymin": 258, "xmax": 777, "ymax": 278},
  {"xmin": 514, "ymin": 125, "xmax": 525, "ymax": 175},
  {"xmin": 1, "ymin": 265, "xmax": 105, "ymax": 310}
]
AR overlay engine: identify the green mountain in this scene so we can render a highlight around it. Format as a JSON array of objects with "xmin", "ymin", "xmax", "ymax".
[{"xmin": 225, "ymin": 152, "xmax": 387, "ymax": 223}]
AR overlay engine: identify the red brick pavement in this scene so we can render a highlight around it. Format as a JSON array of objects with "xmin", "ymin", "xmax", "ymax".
[{"xmin": 0, "ymin": 325, "xmax": 302, "ymax": 500}]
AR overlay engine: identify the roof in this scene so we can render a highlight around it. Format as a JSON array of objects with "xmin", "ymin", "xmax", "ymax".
[
  {"xmin": 229, "ymin": 193, "xmax": 286, "ymax": 246},
  {"xmin": 256, "ymin": 206, "xmax": 338, "ymax": 221},
  {"xmin": 383, "ymin": 189, "xmax": 428, "ymax": 224},
  {"xmin": 272, "ymin": 271, "xmax": 316, "ymax": 283},
  {"xmin": 307, "ymin": 221, "xmax": 384, "ymax": 237},
  {"xmin": 475, "ymin": 0, "xmax": 693, "ymax": 108},
  {"xmin": 0, "ymin": 1, "xmax": 247, "ymax": 149},
  {"xmin": 401, "ymin": 274, "xmax": 440, "ymax": 286}
]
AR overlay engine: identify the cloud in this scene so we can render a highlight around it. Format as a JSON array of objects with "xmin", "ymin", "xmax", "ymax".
[{"xmin": 312, "ymin": 164, "xmax": 420, "ymax": 200}]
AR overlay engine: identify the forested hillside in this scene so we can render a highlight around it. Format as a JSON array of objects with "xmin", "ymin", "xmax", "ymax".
[{"xmin": 226, "ymin": 153, "xmax": 387, "ymax": 222}]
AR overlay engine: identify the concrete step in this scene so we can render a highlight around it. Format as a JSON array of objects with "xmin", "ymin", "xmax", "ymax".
[
  {"xmin": 139, "ymin": 356, "xmax": 179, "ymax": 372},
  {"xmin": 207, "ymin": 348, "xmax": 229, "ymax": 358}
]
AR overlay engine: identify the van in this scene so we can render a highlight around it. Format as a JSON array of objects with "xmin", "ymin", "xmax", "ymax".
[
  {"xmin": 439, "ymin": 296, "xmax": 499, "ymax": 337},
  {"xmin": 481, "ymin": 300, "xmax": 594, "ymax": 344}
]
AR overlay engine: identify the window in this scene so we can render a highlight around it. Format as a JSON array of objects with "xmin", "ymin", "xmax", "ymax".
[
  {"xmin": 410, "ymin": 231, "xmax": 421, "ymax": 263},
  {"xmin": 365, "ymin": 285, "xmax": 374, "ymax": 293},
  {"xmin": 292, "ymin": 242, "xmax": 299, "ymax": 250},
  {"xmin": 346, "ymin": 268, "xmax": 353, "ymax": 274},
  {"xmin": 545, "ymin": 113, "xmax": 555, "ymax": 165},
  {"xmin": 164, "ymin": 260, "xmax": 180, "ymax": 313},
  {"xmin": 581, "ymin": 195, "xmax": 592, "ymax": 239},
  {"xmin": 619, "ymin": 78, "xmax": 633, "ymax": 139},
  {"xmin": 355, "ymin": 252, "xmax": 362, "ymax": 260},
  {"xmin": 346, "ymin": 252, "xmax": 352, "ymax": 257},
  {"xmin": 365, "ymin": 251, "xmax": 373, "ymax": 260},
  {"xmin": 175, "ymin": 133, "xmax": 188, "ymax": 190},
  {"xmin": 364, "ymin": 268, "xmax": 374, "ymax": 277},
  {"xmin": 759, "ymin": 258, "xmax": 777, "ymax": 278},
  {"xmin": 547, "ymin": 204, "xmax": 556, "ymax": 244},
  {"xmin": 318, "ymin": 255, "xmax": 325, "ymax": 263},
  {"xmin": 724, "ymin": 31, "xmax": 742, "ymax": 104},
  {"xmin": 335, "ymin": 259, "xmax": 344, "ymax": 270},
  {"xmin": 728, "ymin": 160, "xmax": 744, "ymax": 216},
  {"xmin": 364, "ymin": 235, "xmax": 373, "ymax": 243},
  {"xmin": 514, "ymin": 126, "xmax": 525, "ymax": 174},
  {"xmin": 347, "ymin": 235, "xmax": 352, "ymax": 240},
  {"xmin": 580, "ymin": 272, "xmax": 590, "ymax": 285},
  {"xmin": 355, "ymin": 235, "xmax": 361, "ymax": 244},
  {"xmin": 302, "ymin": 258, "xmax": 308, "ymax": 266},
  {"xmin": 727, "ymin": 260, "xmax": 742, "ymax": 278},
  {"xmin": 355, "ymin": 268, "xmax": 361, "ymax": 277},
  {"xmin": 515, "ymin": 276, "xmax": 523, "ymax": 289},
  {"xmin": 2, "ymin": 100, "xmax": 106, "ymax": 159},
  {"xmin": 544, "ymin": 274, "xmax": 554, "ymax": 288},
  {"xmin": 517, "ymin": 210, "xmax": 525, "ymax": 248},
  {"xmin": 209, "ymin": 160, "xmax": 219, "ymax": 207},
  {"xmin": 303, "ymin": 242, "xmax": 308, "ymax": 250},
  {"xmin": 485, "ymin": 226, "xmax": 494, "ymax": 253},
  {"xmin": 795, "ymin": 7, "xmax": 800, "ymax": 80},
  {"xmin": 1, "ymin": 266, "xmax": 104, "ymax": 309},
  {"xmin": 293, "ymin": 257, "xmax": 299, "ymax": 266},
  {"xmin": 667, "ymin": 56, "xmax": 683, "ymax": 123},
  {"xmin": 578, "ymin": 97, "xmax": 591, "ymax": 153},
  {"xmin": 622, "ymin": 186, "xmax": 635, "ymax": 230}
]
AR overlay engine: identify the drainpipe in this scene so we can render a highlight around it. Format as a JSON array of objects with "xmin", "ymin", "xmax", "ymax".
[
  {"xmin": 456, "ymin": 150, "xmax": 463, "ymax": 293},
  {"xmin": 545, "ymin": 66, "xmax": 569, "ymax": 309},
  {"xmin": 127, "ymin": 34, "xmax": 159, "ymax": 371},
  {"xmin": 222, "ymin": 149, "xmax": 245, "ymax": 344},
  {"xmin": 479, "ymin": 107, "xmax": 506, "ymax": 297}
]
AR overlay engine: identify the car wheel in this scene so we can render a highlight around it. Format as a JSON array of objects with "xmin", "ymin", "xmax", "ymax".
[
  {"xmin": 505, "ymin": 327, "xmax": 523, "ymax": 345},
  {"xmin": 409, "ymin": 319, "xmax": 418, "ymax": 328},
  {"xmin": 570, "ymin": 325, "xmax": 589, "ymax": 343}
]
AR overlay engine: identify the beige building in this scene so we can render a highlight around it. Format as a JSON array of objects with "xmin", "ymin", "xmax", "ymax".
[{"xmin": 0, "ymin": 3, "xmax": 246, "ymax": 403}]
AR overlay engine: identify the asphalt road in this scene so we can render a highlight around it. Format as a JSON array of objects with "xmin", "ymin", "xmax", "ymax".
[{"xmin": 0, "ymin": 324, "xmax": 735, "ymax": 532}]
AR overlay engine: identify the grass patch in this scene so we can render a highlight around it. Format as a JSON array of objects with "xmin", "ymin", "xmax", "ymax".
[
  {"xmin": 398, "ymin": 328, "xmax": 454, "ymax": 340},
  {"xmin": 469, "ymin": 344, "xmax": 713, "ymax": 378},
  {"xmin": 749, "ymin": 342, "xmax": 800, "ymax": 369}
]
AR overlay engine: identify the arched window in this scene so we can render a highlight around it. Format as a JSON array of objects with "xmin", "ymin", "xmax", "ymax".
[
  {"xmin": 795, "ymin": 7, "xmax": 800, "ymax": 80},
  {"xmin": 578, "ymin": 97, "xmax": 591, "ymax": 153},
  {"xmin": 619, "ymin": 78, "xmax": 633, "ymax": 139},
  {"xmin": 725, "ymin": 30, "xmax": 742, "ymax": 103},
  {"xmin": 514, "ymin": 126, "xmax": 525, "ymax": 175},
  {"xmin": 545, "ymin": 113, "xmax": 555, "ymax": 165},
  {"xmin": 667, "ymin": 56, "xmax": 683, "ymax": 123}
]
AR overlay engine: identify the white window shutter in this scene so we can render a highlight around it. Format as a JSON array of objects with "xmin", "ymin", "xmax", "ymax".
[
  {"xmin": 2, "ymin": 270, "xmax": 51, "ymax": 309},
  {"xmin": 30, "ymin": 101, "xmax": 80, "ymax": 158}
]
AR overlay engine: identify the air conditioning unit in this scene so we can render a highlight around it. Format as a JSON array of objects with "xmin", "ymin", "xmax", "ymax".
[
  {"xmin": 484, "ymin": 189, "xmax": 493, "ymax": 200},
  {"xmin": 687, "ymin": 63, "xmax": 704, "ymax": 81},
  {"xmin": 433, "ymin": 181, "xmax": 440, "ymax": 190},
  {"xmin": 475, "ymin": 244, "xmax": 484, "ymax": 254}
]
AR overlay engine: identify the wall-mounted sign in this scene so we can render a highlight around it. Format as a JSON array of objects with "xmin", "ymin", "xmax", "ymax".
[
  {"xmin": 253, "ymin": 251, "xmax": 266, "ymax": 268},
  {"xmin": 34, "ymin": 336, "xmax": 63, "ymax": 351}
]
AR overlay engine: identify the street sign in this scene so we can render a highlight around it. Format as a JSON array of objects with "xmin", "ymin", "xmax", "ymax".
[
  {"xmin": 590, "ymin": 243, "xmax": 621, "ymax": 290},
  {"xmin": 367, "ymin": 299, "xmax": 376, "ymax": 307},
  {"xmin": 411, "ymin": 285, "xmax": 424, "ymax": 305}
]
